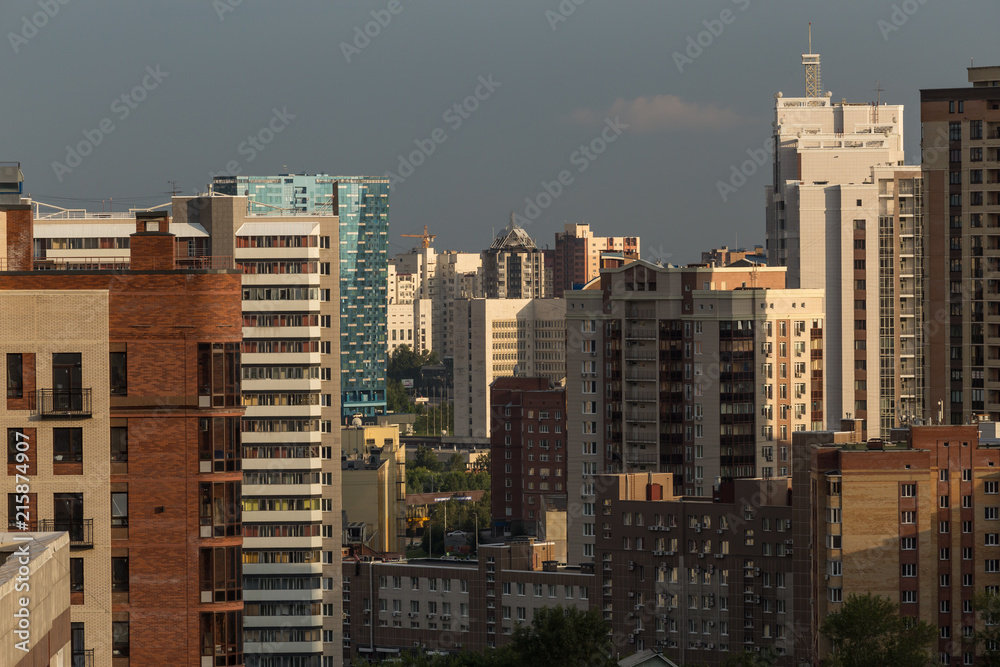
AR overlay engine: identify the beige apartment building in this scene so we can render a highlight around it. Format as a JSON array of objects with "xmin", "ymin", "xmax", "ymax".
[
  {"xmin": 389, "ymin": 246, "xmax": 481, "ymax": 360},
  {"xmin": 765, "ymin": 73, "xmax": 922, "ymax": 436},
  {"xmin": 342, "ymin": 424, "xmax": 406, "ymax": 554},
  {"xmin": 453, "ymin": 298, "xmax": 566, "ymax": 438},
  {"xmin": 564, "ymin": 261, "xmax": 824, "ymax": 565},
  {"xmin": 0, "ymin": 532, "xmax": 71, "ymax": 666},
  {"xmin": 0, "ymin": 290, "xmax": 112, "ymax": 664},
  {"xmin": 792, "ymin": 423, "xmax": 1000, "ymax": 666},
  {"xmin": 481, "ymin": 219, "xmax": 548, "ymax": 300}
]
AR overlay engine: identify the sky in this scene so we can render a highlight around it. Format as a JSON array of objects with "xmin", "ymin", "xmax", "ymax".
[{"xmin": 2, "ymin": 0, "xmax": 996, "ymax": 264}]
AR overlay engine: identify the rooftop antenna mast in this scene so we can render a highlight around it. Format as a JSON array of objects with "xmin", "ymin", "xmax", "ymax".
[
  {"xmin": 802, "ymin": 23, "xmax": 821, "ymax": 98},
  {"xmin": 873, "ymin": 81, "xmax": 885, "ymax": 122}
]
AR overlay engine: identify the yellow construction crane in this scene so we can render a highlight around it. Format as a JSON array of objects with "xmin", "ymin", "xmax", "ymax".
[{"xmin": 401, "ymin": 225, "xmax": 436, "ymax": 249}]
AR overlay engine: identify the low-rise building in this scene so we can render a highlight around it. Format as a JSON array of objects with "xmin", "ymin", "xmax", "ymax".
[
  {"xmin": 341, "ymin": 538, "xmax": 594, "ymax": 663},
  {"xmin": 343, "ymin": 424, "xmax": 407, "ymax": 554}
]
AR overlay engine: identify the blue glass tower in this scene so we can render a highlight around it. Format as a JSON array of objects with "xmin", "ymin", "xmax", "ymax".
[{"xmin": 213, "ymin": 174, "xmax": 388, "ymax": 421}]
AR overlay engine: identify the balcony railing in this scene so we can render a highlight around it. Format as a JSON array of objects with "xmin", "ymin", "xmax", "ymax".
[
  {"xmin": 72, "ymin": 649, "xmax": 94, "ymax": 667},
  {"xmin": 34, "ymin": 389, "xmax": 92, "ymax": 418},
  {"xmin": 39, "ymin": 519, "xmax": 94, "ymax": 548}
]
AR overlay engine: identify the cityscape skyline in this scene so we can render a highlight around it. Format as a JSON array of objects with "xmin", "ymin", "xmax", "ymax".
[{"xmin": 1, "ymin": 1, "xmax": 992, "ymax": 264}]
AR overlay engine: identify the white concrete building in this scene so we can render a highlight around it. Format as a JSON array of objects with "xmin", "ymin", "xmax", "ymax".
[
  {"xmin": 765, "ymin": 81, "xmax": 921, "ymax": 436},
  {"xmin": 389, "ymin": 247, "xmax": 481, "ymax": 359},
  {"xmin": 453, "ymin": 298, "xmax": 566, "ymax": 438}
]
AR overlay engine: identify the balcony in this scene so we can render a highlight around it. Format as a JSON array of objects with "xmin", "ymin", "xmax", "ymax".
[
  {"xmin": 39, "ymin": 519, "xmax": 93, "ymax": 549},
  {"xmin": 34, "ymin": 389, "xmax": 92, "ymax": 418},
  {"xmin": 71, "ymin": 650, "xmax": 94, "ymax": 667}
]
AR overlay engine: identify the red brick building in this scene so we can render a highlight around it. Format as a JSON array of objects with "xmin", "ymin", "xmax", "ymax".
[
  {"xmin": 0, "ymin": 208, "xmax": 244, "ymax": 666},
  {"xmin": 489, "ymin": 377, "xmax": 566, "ymax": 537}
]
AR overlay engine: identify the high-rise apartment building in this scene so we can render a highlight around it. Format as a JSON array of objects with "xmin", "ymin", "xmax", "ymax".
[
  {"xmin": 481, "ymin": 219, "xmax": 547, "ymax": 299},
  {"xmin": 792, "ymin": 423, "xmax": 997, "ymax": 666},
  {"xmin": 564, "ymin": 261, "xmax": 824, "ymax": 565},
  {"xmin": 765, "ymin": 65, "xmax": 922, "ymax": 436},
  {"xmin": 552, "ymin": 223, "xmax": 639, "ymax": 297},
  {"xmin": 31, "ymin": 194, "xmax": 343, "ymax": 666},
  {"xmin": 453, "ymin": 298, "xmax": 566, "ymax": 438},
  {"xmin": 921, "ymin": 66, "xmax": 1000, "ymax": 425},
  {"xmin": 0, "ymin": 208, "xmax": 246, "ymax": 666},
  {"xmin": 489, "ymin": 377, "xmax": 567, "ymax": 536},
  {"xmin": 213, "ymin": 174, "xmax": 389, "ymax": 421},
  {"xmin": 388, "ymin": 246, "xmax": 481, "ymax": 359}
]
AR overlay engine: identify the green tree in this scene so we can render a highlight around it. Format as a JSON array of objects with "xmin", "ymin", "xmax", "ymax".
[
  {"xmin": 722, "ymin": 647, "xmax": 778, "ymax": 667},
  {"xmin": 445, "ymin": 452, "xmax": 465, "ymax": 472},
  {"xmin": 508, "ymin": 605, "xmax": 616, "ymax": 667},
  {"xmin": 413, "ymin": 444, "xmax": 443, "ymax": 472},
  {"xmin": 820, "ymin": 593, "xmax": 935, "ymax": 667},
  {"xmin": 387, "ymin": 378, "xmax": 413, "ymax": 413},
  {"xmin": 387, "ymin": 345, "xmax": 440, "ymax": 380},
  {"xmin": 970, "ymin": 588, "xmax": 1000, "ymax": 665}
]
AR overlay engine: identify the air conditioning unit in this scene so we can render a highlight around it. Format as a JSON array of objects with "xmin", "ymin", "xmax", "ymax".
[
  {"xmin": 754, "ymin": 595, "xmax": 761, "ymax": 604},
  {"xmin": 698, "ymin": 553, "xmax": 705, "ymax": 559},
  {"xmin": 392, "ymin": 611, "xmax": 400, "ymax": 617},
  {"xmin": 755, "ymin": 568, "xmax": 761, "ymax": 576},
  {"xmin": 785, "ymin": 539, "xmax": 794, "ymax": 546},
  {"xmin": 717, "ymin": 528, "xmax": 724, "ymax": 534},
  {"xmin": 364, "ymin": 609, "xmax": 370, "ymax": 614},
  {"xmin": 635, "ymin": 604, "xmax": 643, "ymax": 611},
  {"xmin": 628, "ymin": 561, "xmax": 635, "ymax": 570},
  {"xmin": 408, "ymin": 612, "xmax": 418, "ymax": 618},
  {"xmin": 715, "ymin": 554, "xmax": 724, "ymax": 559},
  {"xmin": 628, "ymin": 591, "xmax": 635, "ymax": 598}
]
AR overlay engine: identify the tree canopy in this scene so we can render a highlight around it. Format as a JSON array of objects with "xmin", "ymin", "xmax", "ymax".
[
  {"xmin": 970, "ymin": 588, "xmax": 1000, "ymax": 666},
  {"xmin": 351, "ymin": 606, "xmax": 614, "ymax": 667},
  {"xmin": 820, "ymin": 593, "xmax": 935, "ymax": 667}
]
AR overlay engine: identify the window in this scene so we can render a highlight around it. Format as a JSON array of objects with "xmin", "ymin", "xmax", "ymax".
[
  {"xmin": 987, "ymin": 481, "xmax": 999, "ymax": 494},
  {"xmin": 53, "ymin": 493, "xmax": 83, "ymax": 541},
  {"xmin": 112, "ymin": 620, "xmax": 129, "ymax": 657},
  {"xmin": 901, "ymin": 537, "xmax": 916, "ymax": 550},
  {"xmin": 828, "ymin": 588, "xmax": 842, "ymax": 603},
  {"xmin": 112, "ymin": 557, "xmax": 129, "ymax": 592},
  {"xmin": 70, "ymin": 558, "xmax": 84, "ymax": 594},
  {"xmin": 986, "ymin": 507, "xmax": 999, "ymax": 521},
  {"xmin": 902, "ymin": 563, "xmax": 917, "ymax": 577},
  {"xmin": 6, "ymin": 354, "xmax": 23, "ymax": 398},
  {"xmin": 901, "ymin": 483, "xmax": 915, "ymax": 497},
  {"xmin": 53, "ymin": 428, "xmax": 83, "ymax": 464},
  {"xmin": 901, "ymin": 511, "xmax": 916, "ymax": 524},
  {"xmin": 112, "ymin": 492, "xmax": 128, "ymax": 527},
  {"xmin": 107, "ymin": 429, "xmax": 128, "ymax": 468},
  {"xmin": 110, "ymin": 351, "xmax": 127, "ymax": 396}
]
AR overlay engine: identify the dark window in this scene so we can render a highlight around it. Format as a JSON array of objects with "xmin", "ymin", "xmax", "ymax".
[
  {"xmin": 6, "ymin": 354, "xmax": 23, "ymax": 399},
  {"xmin": 198, "ymin": 418, "xmax": 241, "ymax": 472},
  {"xmin": 110, "ymin": 352, "xmax": 127, "ymax": 396},
  {"xmin": 54, "ymin": 493, "xmax": 83, "ymax": 541},
  {"xmin": 111, "ymin": 492, "xmax": 128, "ymax": 527},
  {"xmin": 52, "ymin": 353, "xmax": 82, "ymax": 410},
  {"xmin": 71, "ymin": 622, "xmax": 85, "ymax": 657},
  {"xmin": 112, "ymin": 621, "xmax": 129, "ymax": 657},
  {"xmin": 70, "ymin": 558, "xmax": 84, "ymax": 593},
  {"xmin": 7, "ymin": 429, "xmax": 26, "ymax": 464},
  {"xmin": 112, "ymin": 557, "xmax": 129, "ymax": 592},
  {"xmin": 53, "ymin": 428, "xmax": 83, "ymax": 464},
  {"xmin": 199, "ymin": 482, "xmax": 241, "ymax": 537},
  {"xmin": 950, "ymin": 122, "xmax": 962, "ymax": 141},
  {"xmin": 111, "ymin": 427, "xmax": 127, "ymax": 463},
  {"xmin": 200, "ymin": 546, "xmax": 242, "ymax": 602},
  {"xmin": 197, "ymin": 343, "xmax": 241, "ymax": 407}
]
